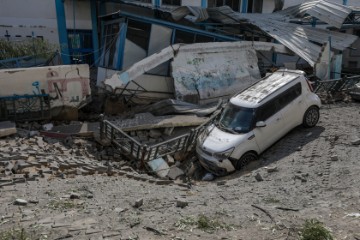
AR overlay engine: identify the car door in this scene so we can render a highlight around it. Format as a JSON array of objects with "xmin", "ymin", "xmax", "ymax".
[
  {"xmin": 278, "ymin": 82, "xmax": 305, "ymax": 132},
  {"xmin": 253, "ymin": 97, "xmax": 285, "ymax": 152}
]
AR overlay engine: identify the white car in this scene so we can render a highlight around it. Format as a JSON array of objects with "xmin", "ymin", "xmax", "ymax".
[{"xmin": 196, "ymin": 69, "xmax": 321, "ymax": 176}]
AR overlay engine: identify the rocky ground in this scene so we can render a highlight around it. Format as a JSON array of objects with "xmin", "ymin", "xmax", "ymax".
[{"xmin": 0, "ymin": 102, "xmax": 360, "ymax": 240}]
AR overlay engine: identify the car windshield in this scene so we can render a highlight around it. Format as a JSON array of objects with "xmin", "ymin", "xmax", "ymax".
[{"xmin": 218, "ymin": 104, "xmax": 255, "ymax": 134}]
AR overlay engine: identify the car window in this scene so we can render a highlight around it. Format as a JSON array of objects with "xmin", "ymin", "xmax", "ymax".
[
  {"xmin": 218, "ymin": 104, "xmax": 255, "ymax": 133},
  {"xmin": 256, "ymin": 98, "xmax": 279, "ymax": 121},
  {"xmin": 277, "ymin": 82, "xmax": 302, "ymax": 110}
]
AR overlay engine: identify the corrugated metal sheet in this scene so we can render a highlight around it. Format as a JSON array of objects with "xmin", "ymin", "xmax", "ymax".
[
  {"xmin": 227, "ymin": 12, "xmax": 357, "ymax": 66},
  {"xmin": 206, "ymin": 5, "xmax": 358, "ymax": 66},
  {"xmin": 278, "ymin": 0, "xmax": 353, "ymax": 29},
  {"xmin": 233, "ymin": 70, "xmax": 301, "ymax": 105}
]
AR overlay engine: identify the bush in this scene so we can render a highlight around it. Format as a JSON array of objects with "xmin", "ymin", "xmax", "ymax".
[
  {"xmin": 300, "ymin": 219, "xmax": 333, "ymax": 240},
  {"xmin": 0, "ymin": 38, "xmax": 56, "ymax": 60}
]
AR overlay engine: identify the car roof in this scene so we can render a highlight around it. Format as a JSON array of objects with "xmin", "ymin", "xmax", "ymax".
[{"xmin": 230, "ymin": 69, "xmax": 304, "ymax": 108}]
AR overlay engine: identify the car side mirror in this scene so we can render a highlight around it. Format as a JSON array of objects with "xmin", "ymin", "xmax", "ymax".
[{"xmin": 256, "ymin": 121, "xmax": 266, "ymax": 127}]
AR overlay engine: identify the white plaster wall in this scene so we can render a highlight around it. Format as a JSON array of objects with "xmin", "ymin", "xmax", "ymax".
[
  {"xmin": 0, "ymin": 64, "xmax": 90, "ymax": 109},
  {"xmin": 0, "ymin": 0, "xmax": 92, "ymax": 45},
  {"xmin": 262, "ymin": 0, "xmax": 275, "ymax": 13},
  {"xmin": 181, "ymin": 0, "xmax": 202, "ymax": 7}
]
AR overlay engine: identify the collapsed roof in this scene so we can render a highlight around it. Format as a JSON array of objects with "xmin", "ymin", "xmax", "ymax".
[{"xmin": 122, "ymin": 0, "xmax": 358, "ymax": 67}]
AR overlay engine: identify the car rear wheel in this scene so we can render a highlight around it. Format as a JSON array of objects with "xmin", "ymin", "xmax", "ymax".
[
  {"xmin": 303, "ymin": 106, "xmax": 319, "ymax": 128},
  {"xmin": 235, "ymin": 152, "xmax": 258, "ymax": 170}
]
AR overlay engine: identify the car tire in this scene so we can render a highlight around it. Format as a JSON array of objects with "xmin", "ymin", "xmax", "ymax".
[
  {"xmin": 303, "ymin": 106, "xmax": 320, "ymax": 128},
  {"xmin": 235, "ymin": 152, "xmax": 258, "ymax": 170}
]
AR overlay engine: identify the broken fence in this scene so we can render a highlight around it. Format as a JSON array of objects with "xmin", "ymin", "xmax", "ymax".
[
  {"xmin": 0, "ymin": 94, "xmax": 51, "ymax": 121},
  {"xmin": 100, "ymin": 111, "xmax": 220, "ymax": 165},
  {"xmin": 314, "ymin": 75, "xmax": 360, "ymax": 94}
]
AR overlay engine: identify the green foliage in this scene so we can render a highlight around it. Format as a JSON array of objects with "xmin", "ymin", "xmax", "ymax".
[
  {"xmin": 0, "ymin": 227, "xmax": 47, "ymax": 240},
  {"xmin": 47, "ymin": 199, "xmax": 82, "ymax": 210},
  {"xmin": 300, "ymin": 219, "xmax": 333, "ymax": 240},
  {"xmin": 176, "ymin": 214, "xmax": 234, "ymax": 233},
  {"xmin": 0, "ymin": 38, "xmax": 57, "ymax": 60}
]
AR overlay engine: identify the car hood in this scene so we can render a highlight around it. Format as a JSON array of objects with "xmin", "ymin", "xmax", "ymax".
[{"xmin": 200, "ymin": 126, "xmax": 249, "ymax": 153}]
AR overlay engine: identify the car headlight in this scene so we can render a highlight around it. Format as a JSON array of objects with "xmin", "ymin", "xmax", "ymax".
[
  {"xmin": 197, "ymin": 125, "xmax": 213, "ymax": 144},
  {"xmin": 213, "ymin": 147, "xmax": 234, "ymax": 160}
]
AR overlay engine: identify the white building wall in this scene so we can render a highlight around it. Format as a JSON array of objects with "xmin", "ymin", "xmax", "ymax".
[
  {"xmin": 0, "ymin": 0, "xmax": 92, "ymax": 45},
  {"xmin": 181, "ymin": 0, "xmax": 202, "ymax": 6},
  {"xmin": 262, "ymin": 0, "xmax": 275, "ymax": 13}
]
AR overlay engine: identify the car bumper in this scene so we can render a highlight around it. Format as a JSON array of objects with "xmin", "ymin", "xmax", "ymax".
[
  {"xmin": 196, "ymin": 148, "xmax": 236, "ymax": 176},
  {"xmin": 349, "ymin": 91, "xmax": 360, "ymax": 101}
]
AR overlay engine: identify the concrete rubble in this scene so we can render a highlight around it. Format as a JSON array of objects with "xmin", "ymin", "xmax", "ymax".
[{"xmin": 0, "ymin": 121, "xmax": 17, "ymax": 138}]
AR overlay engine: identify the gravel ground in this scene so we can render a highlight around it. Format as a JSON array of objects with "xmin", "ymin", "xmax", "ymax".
[{"xmin": 0, "ymin": 102, "xmax": 359, "ymax": 240}]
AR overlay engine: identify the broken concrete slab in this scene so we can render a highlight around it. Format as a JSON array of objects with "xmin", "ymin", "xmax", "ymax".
[
  {"xmin": 0, "ymin": 64, "xmax": 91, "ymax": 120},
  {"xmin": 0, "ymin": 121, "xmax": 17, "ymax": 138},
  {"xmin": 147, "ymin": 158, "xmax": 170, "ymax": 178},
  {"xmin": 167, "ymin": 166, "xmax": 184, "ymax": 180},
  {"xmin": 43, "ymin": 122, "xmax": 100, "ymax": 138},
  {"xmin": 110, "ymin": 112, "xmax": 207, "ymax": 131}
]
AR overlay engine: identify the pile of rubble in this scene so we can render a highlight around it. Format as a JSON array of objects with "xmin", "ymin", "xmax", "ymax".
[{"xmin": 0, "ymin": 120, "xmax": 194, "ymax": 189}]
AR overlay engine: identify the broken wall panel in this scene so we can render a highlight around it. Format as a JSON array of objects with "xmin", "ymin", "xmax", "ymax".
[
  {"xmin": 171, "ymin": 46, "xmax": 261, "ymax": 104},
  {"xmin": 104, "ymin": 41, "xmax": 292, "ymax": 104},
  {"xmin": 146, "ymin": 24, "xmax": 173, "ymax": 75},
  {"xmin": 0, "ymin": 64, "xmax": 91, "ymax": 119}
]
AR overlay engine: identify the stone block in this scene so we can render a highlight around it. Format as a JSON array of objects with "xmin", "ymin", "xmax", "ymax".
[{"xmin": 0, "ymin": 121, "xmax": 17, "ymax": 138}]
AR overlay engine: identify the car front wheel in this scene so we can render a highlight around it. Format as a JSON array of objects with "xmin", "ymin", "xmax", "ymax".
[
  {"xmin": 235, "ymin": 152, "xmax": 258, "ymax": 170},
  {"xmin": 303, "ymin": 106, "xmax": 320, "ymax": 128}
]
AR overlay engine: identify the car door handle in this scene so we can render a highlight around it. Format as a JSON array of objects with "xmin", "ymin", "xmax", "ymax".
[{"xmin": 248, "ymin": 135, "xmax": 255, "ymax": 140}]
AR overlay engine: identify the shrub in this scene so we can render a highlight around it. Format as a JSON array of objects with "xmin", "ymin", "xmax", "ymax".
[{"xmin": 300, "ymin": 219, "xmax": 333, "ymax": 240}]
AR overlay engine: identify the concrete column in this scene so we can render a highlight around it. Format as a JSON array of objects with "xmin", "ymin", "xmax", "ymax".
[
  {"xmin": 201, "ymin": 0, "xmax": 207, "ymax": 8},
  {"xmin": 55, "ymin": 0, "xmax": 71, "ymax": 64},
  {"xmin": 91, "ymin": 0, "xmax": 99, "ymax": 66},
  {"xmin": 241, "ymin": 0, "xmax": 248, "ymax": 13}
]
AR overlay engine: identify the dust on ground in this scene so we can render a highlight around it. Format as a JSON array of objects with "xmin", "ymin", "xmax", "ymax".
[{"xmin": 0, "ymin": 102, "xmax": 359, "ymax": 240}]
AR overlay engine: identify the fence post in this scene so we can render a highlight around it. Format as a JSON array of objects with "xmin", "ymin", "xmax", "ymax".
[{"xmin": 100, "ymin": 114, "xmax": 104, "ymax": 140}]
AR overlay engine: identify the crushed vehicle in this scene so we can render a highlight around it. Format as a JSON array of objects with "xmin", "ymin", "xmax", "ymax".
[{"xmin": 196, "ymin": 69, "xmax": 321, "ymax": 176}]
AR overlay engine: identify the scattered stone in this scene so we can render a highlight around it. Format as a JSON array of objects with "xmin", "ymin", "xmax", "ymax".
[
  {"xmin": 266, "ymin": 166, "xmax": 278, "ymax": 173},
  {"xmin": 216, "ymin": 180, "xmax": 227, "ymax": 186},
  {"xmin": 167, "ymin": 166, "xmax": 184, "ymax": 180},
  {"xmin": 254, "ymin": 172, "xmax": 264, "ymax": 182},
  {"xmin": 351, "ymin": 138, "xmax": 360, "ymax": 145},
  {"xmin": 42, "ymin": 123, "xmax": 54, "ymax": 131},
  {"xmin": 155, "ymin": 180, "xmax": 173, "ymax": 185},
  {"xmin": 103, "ymin": 231, "xmax": 121, "ymax": 238},
  {"xmin": 330, "ymin": 155, "xmax": 339, "ymax": 161},
  {"xmin": 0, "ymin": 121, "xmax": 17, "ymax": 138},
  {"xmin": 133, "ymin": 198, "xmax": 143, "ymax": 208},
  {"xmin": 114, "ymin": 207, "xmax": 127, "ymax": 213},
  {"xmin": 14, "ymin": 198, "xmax": 28, "ymax": 206},
  {"xmin": 202, "ymin": 173, "xmax": 215, "ymax": 181},
  {"xmin": 149, "ymin": 129, "xmax": 162, "ymax": 138},
  {"xmin": 163, "ymin": 127, "xmax": 174, "ymax": 136},
  {"xmin": 85, "ymin": 229, "xmax": 102, "ymax": 235},
  {"xmin": 70, "ymin": 192, "xmax": 81, "ymax": 199},
  {"xmin": 165, "ymin": 155, "xmax": 175, "ymax": 165},
  {"xmin": 147, "ymin": 158, "xmax": 169, "ymax": 178},
  {"xmin": 29, "ymin": 199, "xmax": 39, "ymax": 204},
  {"xmin": 176, "ymin": 199, "xmax": 189, "ymax": 208},
  {"xmin": 295, "ymin": 174, "xmax": 307, "ymax": 182}
]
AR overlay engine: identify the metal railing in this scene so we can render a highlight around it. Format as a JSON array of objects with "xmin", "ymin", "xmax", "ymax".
[
  {"xmin": 0, "ymin": 94, "xmax": 51, "ymax": 121},
  {"xmin": 100, "ymin": 111, "xmax": 220, "ymax": 164},
  {"xmin": 314, "ymin": 75, "xmax": 360, "ymax": 94}
]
